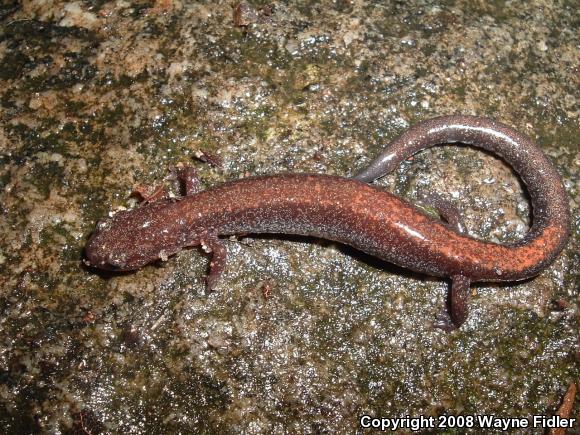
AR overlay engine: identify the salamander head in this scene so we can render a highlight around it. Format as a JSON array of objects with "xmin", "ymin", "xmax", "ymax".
[{"xmin": 85, "ymin": 203, "xmax": 183, "ymax": 271}]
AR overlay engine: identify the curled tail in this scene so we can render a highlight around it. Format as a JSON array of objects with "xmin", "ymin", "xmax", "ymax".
[{"xmin": 354, "ymin": 115, "xmax": 570, "ymax": 271}]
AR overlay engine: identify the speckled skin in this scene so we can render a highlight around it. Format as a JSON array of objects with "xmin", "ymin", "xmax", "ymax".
[
  {"xmin": 354, "ymin": 115, "xmax": 571, "ymax": 276},
  {"xmin": 85, "ymin": 116, "xmax": 570, "ymax": 323}
]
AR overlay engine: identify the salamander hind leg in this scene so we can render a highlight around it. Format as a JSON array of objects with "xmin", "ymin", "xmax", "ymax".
[
  {"xmin": 200, "ymin": 233, "xmax": 227, "ymax": 291},
  {"xmin": 421, "ymin": 194, "xmax": 464, "ymax": 234},
  {"xmin": 434, "ymin": 274, "xmax": 471, "ymax": 331},
  {"xmin": 449, "ymin": 274, "xmax": 471, "ymax": 327}
]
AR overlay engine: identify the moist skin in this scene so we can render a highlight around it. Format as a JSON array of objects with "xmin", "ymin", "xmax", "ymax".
[{"xmin": 85, "ymin": 116, "xmax": 571, "ymax": 327}]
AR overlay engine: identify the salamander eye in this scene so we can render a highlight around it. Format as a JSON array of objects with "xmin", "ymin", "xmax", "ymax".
[
  {"xmin": 96, "ymin": 218, "xmax": 112, "ymax": 231},
  {"xmin": 107, "ymin": 253, "xmax": 127, "ymax": 269}
]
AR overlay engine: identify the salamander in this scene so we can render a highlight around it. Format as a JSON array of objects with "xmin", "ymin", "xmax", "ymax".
[{"xmin": 85, "ymin": 115, "xmax": 571, "ymax": 327}]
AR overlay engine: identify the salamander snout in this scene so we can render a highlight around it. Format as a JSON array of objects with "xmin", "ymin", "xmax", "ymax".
[
  {"xmin": 84, "ymin": 207, "xmax": 171, "ymax": 271},
  {"xmin": 84, "ymin": 244, "xmax": 128, "ymax": 270},
  {"xmin": 84, "ymin": 226, "xmax": 131, "ymax": 270}
]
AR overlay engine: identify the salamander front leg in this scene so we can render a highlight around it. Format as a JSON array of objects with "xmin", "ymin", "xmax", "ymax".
[
  {"xmin": 200, "ymin": 233, "xmax": 227, "ymax": 291},
  {"xmin": 131, "ymin": 184, "xmax": 168, "ymax": 204},
  {"xmin": 171, "ymin": 165, "xmax": 200, "ymax": 196}
]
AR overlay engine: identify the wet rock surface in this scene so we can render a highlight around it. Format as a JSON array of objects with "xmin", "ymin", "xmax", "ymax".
[{"xmin": 0, "ymin": 1, "xmax": 577, "ymax": 433}]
